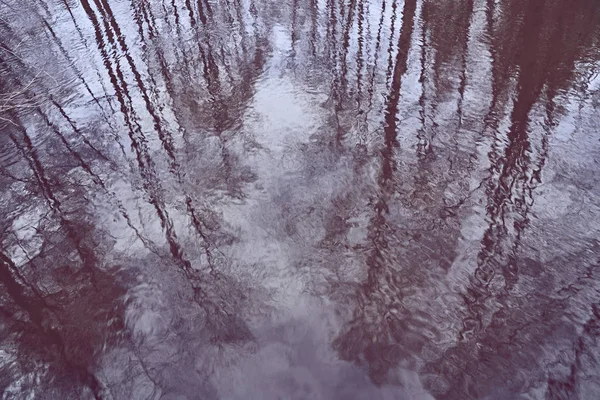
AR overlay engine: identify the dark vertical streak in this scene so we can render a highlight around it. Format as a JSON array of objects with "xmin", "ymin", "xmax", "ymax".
[
  {"xmin": 197, "ymin": 0, "xmax": 209, "ymax": 25},
  {"xmin": 141, "ymin": 0, "xmax": 158, "ymax": 38},
  {"xmin": 184, "ymin": 0, "xmax": 197, "ymax": 26},
  {"xmin": 356, "ymin": 0, "xmax": 365, "ymax": 103},
  {"xmin": 385, "ymin": 0, "xmax": 398, "ymax": 88},
  {"xmin": 291, "ymin": 0, "xmax": 299, "ymax": 60},
  {"xmin": 340, "ymin": 0, "xmax": 357, "ymax": 93},
  {"xmin": 334, "ymin": 0, "xmax": 419, "ymax": 384},
  {"xmin": 171, "ymin": 0, "xmax": 181, "ymax": 26},
  {"xmin": 364, "ymin": 0, "xmax": 386, "ymax": 119},
  {"xmin": 381, "ymin": 0, "xmax": 418, "ymax": 184},
  {"xmin": 456, "ymin": 0, "xmax": 474, "ymax": 130},
  {"xmin": 416, "ymin": 6, "xmax": 429, "ymax": 158},
  {"xmin": 326, "ymin": 0, "xmax": 338, "ymax": 70},
  {"xmin": 232, "ymin": 0, "xmax": 247, "ymax": 57},
  {"xmin": 310, "ymin": 0, "xmax": 318, "ymax": 57}
]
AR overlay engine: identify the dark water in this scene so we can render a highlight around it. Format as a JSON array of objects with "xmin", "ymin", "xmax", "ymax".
[{"xmin": 1, "ymin": 0, "xmax": 600, "ymax": 399}]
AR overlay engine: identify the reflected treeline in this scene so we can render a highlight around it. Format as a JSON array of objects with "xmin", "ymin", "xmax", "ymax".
[
  {"xmin": 422, "ymin": 0, "xmax": 600, "ymax": 398},
  {"xmin": 1, "ymin": 0, "xmax": 267, "ymax": 397},
  {"xmin": 331, "ymin": 0, "xmax": 426, "ymax": 385},
  {"xmin": 322, "ymin": 0, "xmax": 600, "ymax": 396},
  {"xmin": 1, "ymin": 0, "xmax": 600, "ymax": 398},
  {"xmin": 0, "ymin": 104, "xmax": 126, "ymax": 397}
]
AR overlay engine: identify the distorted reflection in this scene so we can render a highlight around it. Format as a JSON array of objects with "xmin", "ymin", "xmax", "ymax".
[{"xmin": 1, "ymin": 0, "xmax": 599, "ymax": 399}]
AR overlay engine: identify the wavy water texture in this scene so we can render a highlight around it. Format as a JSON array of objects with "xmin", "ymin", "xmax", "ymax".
[{"xmin": 1, "ymin": 0, "xmax": 599, "ymax": 399}]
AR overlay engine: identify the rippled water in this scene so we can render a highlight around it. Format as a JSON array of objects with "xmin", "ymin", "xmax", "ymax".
[{"xmin": 1, "ymin": 0, "xmax": 600, "ymax": 399}]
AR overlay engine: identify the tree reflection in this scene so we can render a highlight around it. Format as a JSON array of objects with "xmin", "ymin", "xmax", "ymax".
[
  {"xmin": 420, "ymin": 0, "xmax": 600, "ymax": 398},
  {"xmin": 1, "ymin": 0, "xmax": 600, "ymax": 398},
  {"xmin": 1, "ymin": 0, "xmax": 264, "ymax": 396},
  {"xmin": 307, "ymin": 0, "xmax": 600, "ymax": 394},
  {"xmin": 0, "ymin": 114, "xmax": 127, "ymax": 398}
]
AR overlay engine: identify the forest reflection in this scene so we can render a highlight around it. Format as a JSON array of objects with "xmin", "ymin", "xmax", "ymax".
[{"xmin": 1, "ymin": 0, "xmax": 600, "ymax": 399}]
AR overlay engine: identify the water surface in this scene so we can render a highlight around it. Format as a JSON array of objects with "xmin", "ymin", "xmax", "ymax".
[{"xmin": 1, "ymin": 0, "xmax": 600, "ymax": 399}]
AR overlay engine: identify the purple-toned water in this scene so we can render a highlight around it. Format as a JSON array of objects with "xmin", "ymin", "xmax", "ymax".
[{"xmin": 1, "ymin": 0, "xmax": 600, "ymax": 398}]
